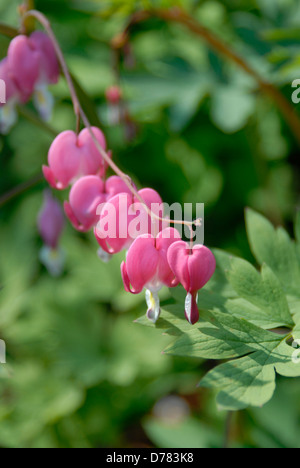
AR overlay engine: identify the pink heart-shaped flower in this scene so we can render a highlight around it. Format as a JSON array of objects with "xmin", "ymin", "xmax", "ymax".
[
  {"xmin": 167, "ymin": 241, "xmax": 216, "ymax": 324},
  {"xmin": 94, "ymin": 188, "xmax": 165, "ymax": 254},
  {"xmin": 7, "ymin": 35, "xmax": 40, "ymax": 101},
  {"xmin": 0, "ymin": 58, "xmax": 19, "ymax": 104},
  {"xmin": 64, "ymin": 175, "xmax": 133, "ymax": 232},
  {"xmin": 43, "ymin": 127, "xmax": 108, "ymax": 190}
]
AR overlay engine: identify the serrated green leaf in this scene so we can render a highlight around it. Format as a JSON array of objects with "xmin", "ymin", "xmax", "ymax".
[
  {"xmin": 200, "ymin": 330, "xmax": 300, "ymax": 410},
  {"xmin": 203, "ymin": 249, "xmax": 239, "ymax": 298},
  {"xmin": 227, "ymin": 258, "xmax": 294, "ymax": 328},
  {"xmin": 245, "ymin": 209, "xmax": 300, "ymax": 296},
  {"xmin": 138, "ymin": 303, "xmax": 300, "ymax": 410},
  {"xmin": 137, "ymin": 209, "xmax": 300, "ymax": 411},
  {"xmin": 222, "ymin": 297, "xmax": 283, "ymax": 329},
  {"xmin": 294, "ymin": 210, "xmax": 300, "ymax": 244},
  {"xmin": 135, "ymin": 304, "xmax": 191, "ymax": 337},
  {"xmin": 164, "ymin": 310, "xmax": 283, "ymax": 359},
  {"xmin": 200, "ymin": 350, "xmax": 277, "ymax": 411}
]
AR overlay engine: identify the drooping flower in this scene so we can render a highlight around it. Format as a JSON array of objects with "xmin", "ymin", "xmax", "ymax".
[
  {"xmin": 7, "ymin": 35, "xmax": 40, "ymax": 101},
  {"xmin": 64, "ymin": 175, "xmax": 132, "ymax": 232},
  {"xmin": 121, "ymin": 228, "xmax": 181, "ymax": 322},
  {"xmin": 43, "ymin": 127, "xmax": 108, "ymax": 190},
  {"xmin": 94, "ymin": 188, "xmax": 167, "ymax": 255},
  {"xmin": 37, "ymin": 190, "xmax": 65, "ymax": 276},
  {"xmin": 105, "ymin": 85, "xmax": 122, "ymax": 105},
  {"xmin": 38, "ymin": 190, "xmax": 65, "ymax": 248},
  {"xmin": 106, "ymin": 85, "xmax": 123, "ymax": 126},
  {"xmin": 7, "ymin": 31, "xmax": 60, "ymax": 120},
  {"xmin": 167, "ymin": 242, "xmax": 216, "ymax": 325},
  {"xmin": 0, "ymin": 58, "xmax": 21, "ymax": 102},
  {"xmin": 29, "ymin": 31, "xmax": 60, "ymax": 85}
]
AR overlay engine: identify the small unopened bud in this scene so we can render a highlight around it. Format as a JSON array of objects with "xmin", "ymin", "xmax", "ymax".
[
  {"xmin": 106, "ymin": 86, "xmax": 123, "ymax": 126},
  {"xmin": 105, "ymin": 86, "xmax": 122, "ymax": 105}
]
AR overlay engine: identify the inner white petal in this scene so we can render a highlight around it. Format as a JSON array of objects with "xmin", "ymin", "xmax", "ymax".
[
  {"xmin": 146, "ymin": 289, "xmax": 161, "ymax": 323},
  {"xmin": 97, "ymin": 247, "xmax": 112, "ymax": 263},
  {"xmin": 185, "ymin": 293, "xmax": 193, "ymax": 323},
  {"xmin": 39, "ymin": 245, "xmax": 65, "ymax": 277},
  {"xmin": 0, "ymin": 101, "xmax": 18, "ymax": 134},
  {"xmin": 33, "ymin": 84, "xmax": 54, "ymax": 122}
]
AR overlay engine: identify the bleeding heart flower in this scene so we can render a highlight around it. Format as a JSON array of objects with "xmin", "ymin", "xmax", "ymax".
[
  {"xmin": 94, "ymin": 188, "xmax": 167, "ymax": 255},
  {"xmin": 7, "ymin": 32, "xmax": 59, "ymax": 96},
  {"xmin": 1, "ymin": 32, "xmax": 59, "ymax": 129},
  {"xmin": 105, "ymin": 86, "xmax": 123, "ymax": 126},
  {"xmin": 0, "ymin": 58, "xmax": 20, "ymax": 103},
  {"xmin": 121, "ymin": 228, "xmax": 181, "ymax": 322},
  {"xmin": 105, "ymin": 85, "xmax": 122, "ymax": 104},
  {"xmin": 38, "ymin": 190, "xmax": 65, "ymax": 249},
  {"xmin": 29, "ymin": 31, "xmax": 60, "ymax": 85},
  {"xmin": 167, "ymin": 242, "xmax": 216, "ymax": 325},
  {"xmin": 37, "ymin": 190, "xmax": 65, "ymax": 277},
  {"xmin": 29, "ymin": 31, "xmax": 60, "ymax": 121},
  {"xmin": 6, "ymin": 32, "xmax": 59, "ymax": 122},
  {"xmin": 7, "ymin": 34, "xmax": 41, "ymax": 101},
  {"xmin": 64, "ymin": 175, "xmax": 132, "ymax": 232},
  {"xmin": 43, "ymin": 127, "xmax": 108, "ymax": 190}
]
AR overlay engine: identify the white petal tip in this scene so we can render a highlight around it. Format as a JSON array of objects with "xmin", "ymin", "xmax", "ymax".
[
  {"xmin": 39, "ymin": 246, "xmax": 65, "ymax": 277},
  {"xmin": 33, "ymin": 85, "xmax": 54, "ymax": 122},
  {"xmin": 146, "ymin": 289, "xmax": 161, "ymax": 323},
  {"xmin": 97, "ymin": 247, "xmax": 112, "ymax": 263}
]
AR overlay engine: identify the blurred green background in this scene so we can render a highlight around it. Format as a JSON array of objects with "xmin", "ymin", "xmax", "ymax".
[{"xmin": 0, "ymin": 0, "xmax": 300, "ymax": 448}]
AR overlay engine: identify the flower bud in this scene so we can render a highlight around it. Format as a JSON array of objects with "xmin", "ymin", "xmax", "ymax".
[{"xmin": 43, "ymin": 127, "xmax": 108, "ymax": 190}]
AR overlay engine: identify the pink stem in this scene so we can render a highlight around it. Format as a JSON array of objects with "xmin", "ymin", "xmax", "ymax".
[{"xmin": 22, "ymin": 9, "xmax": 201, "ymax": 230}]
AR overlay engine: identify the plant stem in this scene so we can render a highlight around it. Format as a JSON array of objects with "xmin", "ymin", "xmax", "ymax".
[
  {"xmin": 22, "ymin": 10, "xmax": 200, "ymax": 230},
  {"xmin": 0, "ymin": 23, "xmax": 18, "ymax": 38},
  {"xmin": 223, "ymin": 411, "xmax": 233, "ymax": 448},
  {"xmin": 116, "ymin": 7, "xmax": 300, "ymax": 147},
  {"xmin": 0, "ymin": 173, "xmax": 43, "ymax": 208}
]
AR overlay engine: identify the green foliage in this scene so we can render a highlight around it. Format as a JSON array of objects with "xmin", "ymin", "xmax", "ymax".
[
  {"xmin": 137, "ymin": 211, "xmax": 300, "ymax": 410},
  {"xmin": 1, "ymin": 0, "xmax": 300, "ymax": 449}
]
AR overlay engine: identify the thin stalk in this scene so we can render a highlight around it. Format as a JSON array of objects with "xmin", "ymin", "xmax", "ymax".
[
  {"xmin": 115, "ymin": 7, "xmax": 300, "ymax": 147},
  {"xmin": 18, "ymin": 106, "xmax": 58, "ymax": 137},
  {"xmin": 223, "ymin": 411, "xmax": 233, "ymax": 448},
  {"xmin": 0, "ymin": 173, "xmax": 43, "ymax": 208},
  {"xmin": 23, "ymin": 10, "xmax": 200, "ymax": 230}
]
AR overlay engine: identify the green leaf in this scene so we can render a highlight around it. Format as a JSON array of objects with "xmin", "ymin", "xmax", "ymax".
[
  {"xmin": 226, "ymin": 258, "xmax": 294, "ymax": 328},
  {"xmin": 200, "ymin": 336, "xmax": 300, "ymax": 411},
  {"xmin": 210, "ymin": 85, "xmax": 255, "ymax": 134},
  {"xmin": 203, "ymin": 249, "xmax": 239, "ymax": 298},
  {"xmin": 143, "ymin": 416, "xmax": 221, "ymax": 449},
  {"xmin": 200, "ymin": 350, "xmax": 277, "ymax": 411},
  {"xmin": 164, "ymin": 310, "xmax": 281, "ymax": 360},
  {"xmin": 137, "ymin": 210, "xmax": 300, "ymax": 411},
  {"xmin": 0, "ymin": 22, "xmax": 18, "ymax": 38},
  {"xmin": 135, "ymin": 305, "xmax": 191, "ymax": 337},
  {"xmin": 245, "ymin": 208, "xmax": 300, "ymax": 296},
  {"xmin": 294, "ymin": 210, "xmax": 300, "ymax": 244}
]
